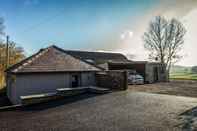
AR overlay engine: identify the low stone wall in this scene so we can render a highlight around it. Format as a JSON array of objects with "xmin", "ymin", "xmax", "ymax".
[
  {"xmin": 95, "ymin": 71, "xmax": 128, "ymax": 90},
  {"xmin": 20, "ymin": 87, "xmax": 111, "ymax": 106}
]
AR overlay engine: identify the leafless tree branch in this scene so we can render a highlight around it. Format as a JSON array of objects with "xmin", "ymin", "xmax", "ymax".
[{"xmin": 143, "ymin": 16, "xmax": 186, "ymax": 72}]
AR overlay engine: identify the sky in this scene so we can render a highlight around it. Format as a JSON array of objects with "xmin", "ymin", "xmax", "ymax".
[{"xmin": 0, "ymin": 0, "xmax": 197, "ymax": 66}]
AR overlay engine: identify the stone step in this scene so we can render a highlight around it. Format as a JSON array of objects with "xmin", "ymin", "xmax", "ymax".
[
  {"xmin": 20, "ymin": 92, "xmax": 58, "ymax": 105},
  {"xmin": 88, "ymin": 86, "xmax": 111, "ymax": 94},
  {"xmin": 56, "ymin": 87, "xmax": 88, "ymax": 96},
  {"xmin": 20, "ymin": 86, "xmax": 111, "ymax": 106}
]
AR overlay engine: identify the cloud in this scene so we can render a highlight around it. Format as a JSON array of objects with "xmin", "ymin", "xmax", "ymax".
[
  {"xmin": 155, "ymin": 0, "xmax": 197, "ymax": 18},
  {"xmin": 177, "ymin": 9, "xmax": 197, "ymax": 66},
  {"xmin": 158, "ymin": 0, "xmax": 197, "ymax": 66},
  {"xmin": 116, "ymin": 0, "xmax": 197, "ymax": 66}
]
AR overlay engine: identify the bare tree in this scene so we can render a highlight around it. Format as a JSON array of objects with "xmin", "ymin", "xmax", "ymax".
[{"xmin": 143, "ymin": 16, "xmax": 186, "ymax": 72}]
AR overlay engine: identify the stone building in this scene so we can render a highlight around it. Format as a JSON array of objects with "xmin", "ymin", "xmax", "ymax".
[
  {"xmin": 6, "ymin": 45, "xmax": 168, "ymax": 104},
  {"xmin": 6, "ymin": 45, "xmax": 130, "ymax": 104}
]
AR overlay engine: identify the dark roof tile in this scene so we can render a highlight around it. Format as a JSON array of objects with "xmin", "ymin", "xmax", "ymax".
[
  {"xmin": 7, "ymin": 45, "xmax": 130, "ymax": 73},
  {"xmin": 7, "ymin": 46, "xmax": 101, "ymax": 73}
]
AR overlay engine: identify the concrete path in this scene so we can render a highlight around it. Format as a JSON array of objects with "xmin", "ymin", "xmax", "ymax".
[{"xmin": 0, "ymin": 91, "xmax": 197, "ymax": 131}]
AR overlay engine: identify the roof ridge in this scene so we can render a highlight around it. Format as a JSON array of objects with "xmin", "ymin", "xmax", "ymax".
[
  {"xmin": 50, "ymin": 45, "xmax": 124, "ymax": 55},
  {"xmin": 64, "ymin": 49, "xmax": 124, "ymax": 55}
]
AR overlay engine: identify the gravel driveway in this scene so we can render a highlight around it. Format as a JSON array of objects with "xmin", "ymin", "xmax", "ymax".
[
  {"xmin": 0, "ymin": 91, "xmax": 197, "ymax": 131},
  {"xmin": 129, "ymin": 80, "xmax": 197, "ymax": 98}
]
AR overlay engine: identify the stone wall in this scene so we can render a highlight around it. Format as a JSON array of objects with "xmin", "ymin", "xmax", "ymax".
[
  {"xmin": 7, "ymin": 72, "xmax": 96, "ymax": 105},
  {"xmin": 95, "ymin": 71, "xmax": 128, "ymax": 90},
  {"xmin": 145, "ymin": 63, "xmax": 168, "ymax": 83}
]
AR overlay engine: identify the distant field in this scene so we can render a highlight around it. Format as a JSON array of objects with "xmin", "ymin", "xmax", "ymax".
[
  {"xmin": 170, "ymin": 72, "xmax": 197, "ymax": 80},
  {"xmin": 170, "ymin": 65, "xmax": 197, "ymax": 80}
]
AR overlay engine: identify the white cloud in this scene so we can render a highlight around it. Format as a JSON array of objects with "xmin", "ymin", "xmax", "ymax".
[
  {"xmin": 115, "ymin": 1, "xmax": 197, "ymax": 66},
  {"xmin": 177, "ymin": 9, "xmax": 197, "ymax": 66}
]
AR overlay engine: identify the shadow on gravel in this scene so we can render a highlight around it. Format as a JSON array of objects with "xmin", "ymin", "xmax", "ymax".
[
  {"xmin": 179, "ymin": 106, "xmax": 197, "ymax": 130},
  {"xmin": 21, "ymin": 93, "xmax": 101, "ymax": 111},
  {"xmin": 0, "ymin": 92, "xmax": 12, "ymax": 107}
]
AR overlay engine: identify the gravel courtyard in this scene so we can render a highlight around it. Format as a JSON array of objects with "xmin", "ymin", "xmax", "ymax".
[
  {"xmin": 129, "ymin": 80, "xmax": 197, "ymax": 97},
  {"xmin": 0, "ymin": 90, "xmax": 197, "ymax": 131}
]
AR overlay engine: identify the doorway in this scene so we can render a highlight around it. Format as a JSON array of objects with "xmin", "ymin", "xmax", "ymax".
[
  {"xmin": 71, "ymin": 74, "xmax": 81, "ymax": 87},
  {"xmin": 153, "ymin": 67, "xmax": 159, "ymax": 82}
]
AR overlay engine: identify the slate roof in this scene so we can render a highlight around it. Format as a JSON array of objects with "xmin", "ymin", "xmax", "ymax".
[
  {"xmin": 7, "ymin": 45, "xmax": 130, "ymax": 73},
  {"xmin": 61, "ymin": 48, "xmax": 130, "ymax": 64},
  {"xmin": 7, "ymin": 45, "xmax": 102, "ymax": 73}
]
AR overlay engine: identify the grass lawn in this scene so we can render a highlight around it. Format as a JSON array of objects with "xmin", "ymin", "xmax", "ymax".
[{"xmin": 170, "ymin": 72, "xmax": 197, "ymax": 80}]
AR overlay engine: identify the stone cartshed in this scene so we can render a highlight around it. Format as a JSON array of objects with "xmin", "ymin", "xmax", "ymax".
[{"xmin": 95, "ymin": 71, "xmax": 128, "ymax": 90}]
